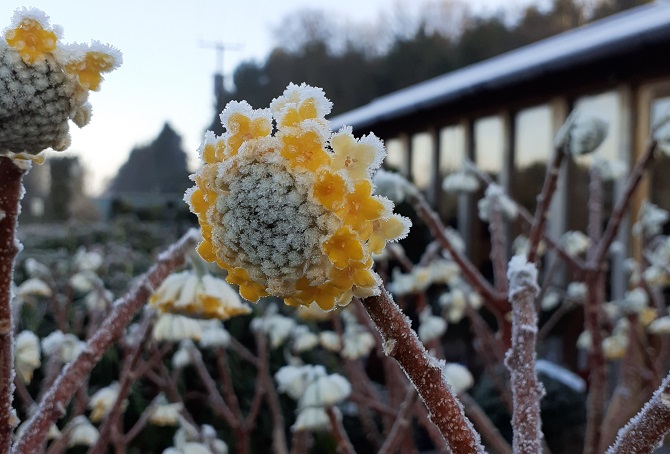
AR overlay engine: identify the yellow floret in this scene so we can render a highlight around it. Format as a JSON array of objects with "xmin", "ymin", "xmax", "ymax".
[
  {"xmin": 322, "ymin": 226, "xmax": 365, "ymax": 269},
  {"xmin": 226, "ymin": 113, "xmax": 272, "ymax": 155},
  {"xmin": 280, "ymin": 130, "xmax": 331, "ymax": 172},
  {"xmin": 280, "ymin": 98, "xmax": 319, "ymax": 127},
  {"xmin": 5, "ymin": 18, "xmax": 56, "ymax": 64},
  {"xmin": 369, "ymin": 215, "xmax": 410, "ymax": 254},
  {"xmin": 225, "ymin": 267, "xmax": 269, "ymax": 302},
  {"xmin": 337, "ymin": 180, "xmax": 385, "ymax": 234},
  {"xmin": 331, "ymin": 132, "xmax": 379, "ymax": 180},
  {"xmin": 65, "ymin": 51, "xmax": 117, "ymax": 91},
  {"xmin": 311, "ymin": 170, "xmax": 348, "ymax": 210}
]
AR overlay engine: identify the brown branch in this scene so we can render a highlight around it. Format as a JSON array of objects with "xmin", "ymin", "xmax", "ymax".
[
  {"xmin": 87, "ymin": 311, "xmax": 154, "ymax": 453},
  {"xmin": 11, "ymin": 228, "xmax": 200, "ymax": 454},
  {"xmin": 606, "ymin": 371, "xmax": 670, "ymax": 454},
  {"xmin": 488, "ymin": 204, "xmax": 509, "ymax": 295},
  {"xmin": 243, "ymin": 332, "xmax": 269, "ymax": 430},
  {"xmin": 413, "ymin": 404, "xmax": 451, "ymax": 453},
  {"xmin": 0, "ymin": 157, "xmax": 29, "ymax": 451},
  {"xmin": 361, "ymin": 289, "xmax": 484, "ymax": 454},
  {"xmin": 261, "ymin": 352, "xmax": 288, "ymax": 454},
  {"xmin": 460, "ymin": 393, "xmax": 512, "ymax": 454},
  {"xmin": 466, "ymin": 159, "xmax": 584, "ymax": 271},
  {"xmin": 527, "ymin": 148, "xmax": 564, "ymax": 264},
  {"xmin": 582, "ymin": 270, "xmax": 607, "ymax": 454},
  {"xmin": 408, "ymin": 192, "xmax": 503, "ymax": 310},
  {"xmin": 378, "ymin": 387, "xmax": 417, "ymax": 454},
  {"xmin": 590, "ymin": 140, "xmax": 657, "ymax": 267},
  {"xmin": 504, "ymin": 256, "xmax": 544, "ymax": 454},
  {"xmin": 188, "ymin": 345, "xmax": 237, "ymax": 427},
  {"xmin": 216, "ymin": 347, "xmax": 244, "ymax": 422},
  {"xmin": 326, "ymin": 407, "xmax": 356, "ymax": 454}
]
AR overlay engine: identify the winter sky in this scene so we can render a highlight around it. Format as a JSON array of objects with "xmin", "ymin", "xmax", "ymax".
[{"xmin": 1, "ymin": 0, "xmax": 540, "ymax": 194}]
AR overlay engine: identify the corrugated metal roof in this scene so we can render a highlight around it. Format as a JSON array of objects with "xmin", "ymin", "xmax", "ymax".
[{"xmin": 329, "ymin": 2, "xmax": 670, "ymax": 131}]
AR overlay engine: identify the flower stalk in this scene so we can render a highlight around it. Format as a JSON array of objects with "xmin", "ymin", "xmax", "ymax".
[
  {"xmin": 361, "ymin": 289, "xmax": 484, "ymax": 454},
  {"xmin": 0, "ymin": 157, "xmax": 28, "ymax": 452},
  {"xmin": 504, "ymin": 256, "xmax": 544, "ymax": 454}
]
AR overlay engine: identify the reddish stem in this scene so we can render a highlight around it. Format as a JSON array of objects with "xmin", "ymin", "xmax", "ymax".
[
  {"xmin": 408, "ymin": 192, "xmax": 503, "ymax": 310},
  {"xmin": 0, "ymin": 157, "xmax": 28, "ymax": 452},
  {"xmin": 361, "ymin": 289, "xmax": 483, "ymax": 454},
  {"xmin": 504, "ymin": 257, "xmax": 544, "ymax": 454},
  {"xmin": 606, "ymin": 371, "xmax": 670, "ymax": 454},
  {"xmin": 527, "ymin": 149, "xmax": 564, "ymax": 264}
]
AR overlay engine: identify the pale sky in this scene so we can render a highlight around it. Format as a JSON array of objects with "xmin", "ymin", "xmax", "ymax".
[{"xmin": 1, "ymin": 0, "xmax": 535, "ymax": 194}]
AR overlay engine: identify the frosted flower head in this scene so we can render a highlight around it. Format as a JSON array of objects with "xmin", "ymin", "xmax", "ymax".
[
  {"xmin": 67, "ymin": 416, "xmax": 99, "ymax": 448},
  {"xmin": 73, "ymin": 247, "xmax": 104, "ymax": 272},
  {"xmin": 541, "ymin": 291, "xmax": 561, "ymax": 311},
  {"xmin": 41, "ymin": 330, "xmax": 84, "ymax": 362},
  {"xmin": 16, "ymin": 278, "xmax": 52, "ymax": 299},
  {"xmin": 197, "ymin": 319, "xmax": 230, "ymax": 349},
  {"xmin": 187, "ymin": 83, "xmax": 411, "ymax": 310},
  {"xmin": 561, "ymin": 231, "xmax": 591, "ymax": 257},
  {"xmin": 602, "ymin": 334, "xmax": 628, "ymax": 360},
  {"xmin": 292, "ymin": 406, "xmax": 334, "ymax": 432},
  {"xmin": 619, "ymin": 287, "xmax": 649, "ymax": 315},
  {"xmin": 69, "ymin": 271, "xmax": 100, "ymax": 293},
  {"xmin": 24, "ymin": 257, "xmax": 51, "ymax": 280},
  {"xmin": 275, "ymin": 364, "xmax": 327, "ymax": 401},
  {"xmin": 148, "ymin": 395, "xmax": 183, "ymax": 427},
  {"xmin": 566, "ymin": 282, "xmax": 587, "ymax": 303},
  {"xmin": 14, "ymin": 330, "xmax": 40, "ymax": 383},
  {"xmin": 442, "ymin": 362, "xmax": 474, "ymax": 394},
  {"xmin": 591, "ymin": 155, "xmax": 627, "ymax": 181},
  {"xmin": 152, "ymin": 313, "xmax": 202, "ymax": 342},
  {"xmin": 555, "ymin": 111, "xmax": 608, "ymax": 156},
  {"xmin": 442, "ymin": 169, "xmax": 480, "ymax": 194},
  {"xmin": 296, "ymin": 301, "xmax": 332, "ymax": 322},
  {"xmin": 418, "ymin": 307, "xmax": 447, "ymax": 344},
  {"xmin": 150, "ymin": 271, "xmax": 252, "ymax": 320},
  {"xmin": 318, "ymin": 331, "xmax": 342, "ymax": 352},
  {"xmin": 172, "ymin": 340, "xmax": 194, "ymax": 369},
  {"xmin": 0, "ymin": 8, "xmax": 121, "ymax": 157},
  {"xmin": 340, "ymin": 313, "xmax": 376, "ymax": 359},
  {"xmin": 299, "ymin": 373, "xmax": 351, "ymax": 408},
  {"xmin": 250, "ymin": 305, "xmax": 296, "ymax": 348},
  {"xmin": 291, "ymin": 325, "xmax": 319, "ymax": 353},
  {"xmin": 439, "ymin": 288, "xmax": 469, "ymax": 323},
  {"xmin": 372, "ymin": 169, "xmax": 418, "ymax": 203},
  {"xmin": 88, "ymin": 382, "xmax": 121, "ymax": 422},
  {"xmin": 477, "ymin": 184, "xmax": 517, "ymax": 222},
  {"xmin": 634, "ymin": 202, "xmax": 669, "ymax": 238},
  {"xmin": 649, "ymin": 316, "xmax": 670, "ymax": 335}
]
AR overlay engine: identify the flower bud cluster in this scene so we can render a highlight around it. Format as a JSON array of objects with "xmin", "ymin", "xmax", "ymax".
[
  {"xmin": 187, "ymin": 83, "xmax": 411, "ymax": 310},
  {"xmin": 0, "ymin": 7, "xmax": 121, "ymax": 157}
]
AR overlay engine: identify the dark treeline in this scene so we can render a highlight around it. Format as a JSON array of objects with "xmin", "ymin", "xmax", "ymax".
[
  {"xmin": 215, "ymin": 0, "xmax": 651, "ymax": 122},
  {"xmin": 107, "ymin": 123, "xmax": 191, "ymax": 195}
]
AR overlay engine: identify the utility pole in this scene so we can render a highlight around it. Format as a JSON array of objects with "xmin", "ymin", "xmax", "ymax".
[{"xmin": 199, "ymin": 41, "xmax": 243, "ymax": 133}]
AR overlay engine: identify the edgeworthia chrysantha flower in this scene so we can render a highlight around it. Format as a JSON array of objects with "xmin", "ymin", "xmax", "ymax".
[
  {"xmin": 186, "ymin": 83, "xmax": 410, "ymax": 310},
  {"xmin": 0, "ymin": 7, "xmax": 121, "ymax": 159},
  {"xmin": 150, "ymin": 271, "xmax": 252, "ymax": 320}
]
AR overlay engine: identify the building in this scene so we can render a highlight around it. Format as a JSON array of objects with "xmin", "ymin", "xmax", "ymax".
[{"xmin": 330, "ymin": 1, "xmax": 670, "ymax": 299}]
